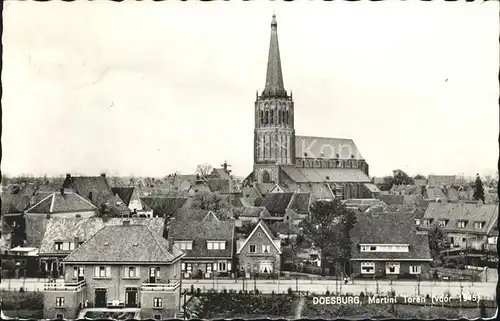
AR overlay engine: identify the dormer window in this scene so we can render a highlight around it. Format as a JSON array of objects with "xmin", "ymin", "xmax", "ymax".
[
  {"xmin": 473, "ymin": 221, "xmax": 485, "ymax": 229},
  {"xmin": 207, "ymin": 241, "xmax": 226, "ymax": 250},
  {"xmin": 414, "ymin": 219, "xmax": 421, "ymax": 226},
  {"xmin": 54, "ymin": 242, "xmax": 63, "ymax": 251},
  {"xmin": 456, "ymin": 221, "xmax": 467, "ymax": 228},
  {"xmin": 174, "ymin": 241, "xmax": 193, "ymax": 250},
  {"xmin": 438, "ymin": 219, "xmax": 448, "ymax": 227},
  {"xmin": 423, "ymin": 218, "xmax": 433, "ymax": 226}
]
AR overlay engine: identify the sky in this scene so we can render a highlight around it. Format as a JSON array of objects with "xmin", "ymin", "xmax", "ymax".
[{"xmin": 2, "ymin": 1, "xmax": 499, "ymax": 179}]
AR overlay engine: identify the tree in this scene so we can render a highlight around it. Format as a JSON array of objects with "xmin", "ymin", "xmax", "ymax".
[
  {"xmin": 414, "ymin": 174, "xmax": 426, "ymax": 180},
  {"xmin": 473, "ymin": 174, "xmax": 485, "ymax": 204},
  {"xmin": 299, "ymin": 199, "xmax": 356, "ymax": 276},
  {"xmin": 377, "ymin": 176, "xmax": 394, "ymax": 191},
  {"xmin": 195, "ymin": 164, "xmax": 214, "ymax": 179},
  {"xmin": 392, "ymin": 169, "xmax": 414, "ymax": 185},
  {"xmin": 428, "ymin": 225, "xmax": 448, "ymax": 262},
  {"xmin": 192, "ymin": 191, "xmax": 228, "ymax": 211}
]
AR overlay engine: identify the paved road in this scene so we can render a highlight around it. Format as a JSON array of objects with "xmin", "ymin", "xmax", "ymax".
[{"xmin": 1, "ymin": 278, "xmax": 496, "ymax": 299}]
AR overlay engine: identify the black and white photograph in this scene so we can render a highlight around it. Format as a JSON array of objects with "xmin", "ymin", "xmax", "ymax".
[{"xmin": 0, "ymin": 1, "xmax": 499, "ymax": 320}]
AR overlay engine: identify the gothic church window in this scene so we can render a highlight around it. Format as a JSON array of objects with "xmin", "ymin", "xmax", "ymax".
[
  {"xmin": 264, "ymin": 110, "xmax": 269, "ymax": 125},
  {"xmin": 270, "ymin": 110, "xmax": 274, "ymax": 125},
  {"xmin": 260, "ymin": 110, "xmax": 264, "ymax": 125},
  {"xmin": 262, "ymin": 171, "xmax": 271, "ymax": 183}
]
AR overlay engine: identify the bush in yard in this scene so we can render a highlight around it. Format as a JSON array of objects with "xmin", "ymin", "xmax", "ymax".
[
  {"xmin": 0, "ymin": 291, "xmax": 43, "ymax": 310},
  {"xmin": 325, "ymin": 290, "xmax": 330, "ymax": 295},
  {"xmin": 190, "ymin": 285, "xmax": 195, "ymax": 294},
  {"xmin": 287, "ymin": 287, "xmax": 293, "ymax": 296},
  {"xmin": 196, "ymin": 288, "xmax": 201, "ymax": 295},
  {"xmin": 359, "ymin": 291, "xmax": 365, "ymax": 298},
  {"xmin": 255, "ymin": 289, "xmax": 259, "ymax": 294}
]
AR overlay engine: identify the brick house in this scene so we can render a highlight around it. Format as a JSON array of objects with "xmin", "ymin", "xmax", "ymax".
[
  {"xmin": 168, "ymin": 219, "xmax": 235, "ymax": 279},
  {"xmin": 350, "ymin": 212, "xmax": 433, "ymax": 280},
  {"xmin": 236, "ymin": 220, "xmax": 282, "ymax": 277},
  {"xmin": 418, "ymin": 201, "xmax": 498, "ymax": 251},
  {"xmin": 43, "ymin": 221, "xmax": 184, "ymax": 320}
]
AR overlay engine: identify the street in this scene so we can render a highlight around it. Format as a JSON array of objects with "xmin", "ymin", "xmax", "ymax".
[{"xmin": 1, "ymin": 278, "xmax": 496, "ymax": 299}]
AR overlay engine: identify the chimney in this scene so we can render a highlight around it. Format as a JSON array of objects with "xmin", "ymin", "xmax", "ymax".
[
  {"xmin": 66, "ymin": 173, "xmax": 71, "ymax": 179},
  {"xmin": 166, "ymin": 237, "xmax": 173, "ymax": 251},
  {"xmin": 88, "ymin": 192, "xmax": 93, "ymax": 201},
  {"xmin": 74, "ymin": 237, "xmax": 80, "ymax": 247},
  {"xmin": 60, "ymin": 188, "xmax": 65, "ymax": 196},
  {"xmin": 100, "ymin": 173, "xmax": 106, "ymax": 178},
  {"xmin": 29, "ymin": 195, "xmax": 36, "ymax": 206}
]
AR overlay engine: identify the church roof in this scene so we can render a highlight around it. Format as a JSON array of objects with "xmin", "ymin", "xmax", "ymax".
[
  {"xmin": 261, "ymin": 14, "xmax": 287, "ymax": 98},
  {"xmin": 295, "ymin": 136, "xmax": 363, "ymax": 160},
  {"xmin": 281, "ymin": 166, "xmax": 371, "ymax": 183}
]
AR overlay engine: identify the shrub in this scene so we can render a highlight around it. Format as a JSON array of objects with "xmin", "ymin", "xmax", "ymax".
[
  {"xmin": 287, "ymin": 287, "xmax": 293, "ymax": 296},
  {"xmin": 359, "ymin": 291, "xmax": 365, "ymax": 297},
  {"xmin": 325, "ymin": 290, "xmax": 330, "ymax": 295},
  {"xmin": 255, "ymin": 289, "xmax": 259, "ymax": 294},
  {"xmin": 190, "ymin": 285, "xmax": 195, "ymax": 294},
  {"xmin": 196, "ymin": 288, "xmax": 201, "ymax": 295}
]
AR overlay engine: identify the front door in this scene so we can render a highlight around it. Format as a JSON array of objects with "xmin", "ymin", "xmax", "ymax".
[
  {"xmin": 125, "ymin": 288, "xmax": 138, "ymax": 307},
  {"xmin": 95, "ymin": 289, "xmax": 107, "ymax": 308}
]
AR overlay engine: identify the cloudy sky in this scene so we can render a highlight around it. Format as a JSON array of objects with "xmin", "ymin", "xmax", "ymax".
[{"xmin": 3, "ymin": 1, "xmax": 499, "ymax": 178}]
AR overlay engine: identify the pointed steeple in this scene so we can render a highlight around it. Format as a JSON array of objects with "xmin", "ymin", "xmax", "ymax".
[{"xmin": 261, "ymin": 14, "xmax": 287, "ymax": 98}]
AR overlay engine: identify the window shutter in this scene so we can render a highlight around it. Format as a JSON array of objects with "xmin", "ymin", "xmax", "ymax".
[
  {"xmin": 213, "ymin": 262, "xmax": 217, "ymax": 271},
  {"xmin": 73, "ymin": 267, "xmax": 78, "ymax": 278},
  {"xmin": 94, "ymin": 266, "xmax": 99, "ymax": 277},
  {"xmin": 123, "ymin": 267, "xmax": 127, "ymax": 277},
  {"xmin": 136, "ymin": 267, "xmax": 140, "ymax": 278},
  {"xmin": 105, "ymin": 266, "xmax": 111, "ymax": 277},
  {"xmin": 227, "ymin": 262, "xmax": 232, "ymax": 271},
  {"xmin": 181, "ymin": 263, "xmax": 185, "ymax": 271}
]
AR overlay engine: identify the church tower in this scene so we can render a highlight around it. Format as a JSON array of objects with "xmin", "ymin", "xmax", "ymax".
[{"xmin": 253, "ymin": 14, "xmax": 295, "ymax": 184}]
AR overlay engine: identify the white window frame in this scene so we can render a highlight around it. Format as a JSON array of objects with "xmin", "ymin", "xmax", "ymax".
[
  {"xmin": 360, "ymin": 262, "xmax": 375, "ymax": 274},
  {"xmin": 414, "ymin": 219, "xmax": 421, "ymax": 226},
  {"xmin": 438, "ymin": 220, "xmax": 447, "ymax": 227},
  {"xmin": 153, "ymin": 297, "xmax": 162, "ymax": 308},
  {"xmin": 69, "ymin": 242, "xmax": 75, "ymax": 251},
  {"xmin": 206, "ymin": 263, "xmax": 212, "ymax": 273},
  {"xmin": 207, "ymin": 242, "xmax": 213, "ymax": 250},
  {"xmin": 181, "ymin": 263, "xmax": 186, "ymax": 271},
  {"xmin": 124, "ymin": 266, "xmax": 139, "ymax": 279},
  {"xmin": 218, "ymin": 262, "xmax": 226, "ymax": 271},
  {"xmin": 62, "ymin": 242, "xmax": 70, "ymax": 251},
  {"xmin": 213, "ymin": 242, "xmax": 220, "ymax": 250},
  {"xmin": 219, "ymin": 242, "xmax": 226, "ymax": 250},
  {"xmin": 94, "ymin": 266, "xmax": 111, "ymax": 279},
  {"xmin": 385, "ymin": 262, "xmax": 400, "ymax": 275},
  {"xmin": 409, "ymin": 265, "xmax": 421, "ymax": 275},
  {"xmin": 474, "ymin": 222, "xmax": 484, "ymax": 229},
  {"xmin": 457, "ymin": 221, "xmax": 466, "ymax": 228},
  {"xmin": 56, "ymin": 297, "xmax": 65, "ymax": 307},
  {"xmin": 249, "ymin": 244, "xmax": 256, "ymax": 253},
  {"xmin": 262, "ymin": 245, "xmax": 270, "ymax": 253},
  {"xmin": 55, "ymin": 242, "xmax": 63, "ymax": 250},
  {"xmin": 73, "ymin": 266, "xmax": 78, "ymax": 279}
]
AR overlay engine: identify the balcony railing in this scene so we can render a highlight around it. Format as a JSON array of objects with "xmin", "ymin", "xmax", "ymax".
[
  {"xmin": 44, "ymin": 280, "xmax": 86, "ymax": 292},
  {"xmin": 141, "ymin": 280, "xmax": 180, "ymax": 291}
]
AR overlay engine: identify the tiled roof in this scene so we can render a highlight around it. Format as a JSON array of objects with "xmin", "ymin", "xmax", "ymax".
[
  {"xmin": 63, "ymin": 176, "xmax": 113, "ymax": 200},
  {"xmin": 169, "ymin": 220, "xmax": 234, "ymax": 258},
  {"xmin": 255, "ymin": 183, "xmax": 274, "ymax": 195},
  {"xmin": 231, "ymin": 206, "xmax": 270, "ymax": 218},
  {"xmin": 414, "ymin": 179, "xmax": 428, "ymax": 187},
  {"xmin": 427, "ymin": 175, "xmax": 457, "ymax": 187},
  {"xmin": 140, "ymin": 197, "xmax": 188, "ymax": 217},
  {"xmin": 281, "ymin": 166, "xmax": 371, "ymax": 183},
  {"xmin": 261, "ymin": 192, "xmax": 294, "ymax": 215},
  {"xmin": 420, "ymin": 202, "xmax": 498, "ymax": 234},
  {"xmin": 207, "ymin": 179, "xmax": 231, "ymax": 194},
  {"xmin": 363, "ymin": 183, "xmax": 380, "ymax": 193},
  {"xmin": 350, "ymin": 212, "xmax": 432, "ymax": 260},
  {"xmin": 288, "ymin": 193, "xmax": 311, "ymax": 214},
  {"xmin": 106, "ymin": 217, "xmax": 166, "ymax": 236},
  {"xmin": 64, "ymin": 224, "xmax": 183, "ymax": 263},
  {"xmin": 25, "ymin": 192, "xmax": 97, "ymax": 214},
  {"xmin": 295, "ymin": 136, "xmax": 363, "ymax": 160},
  {"xmin": 174, "ymin": 209, "xmax": 215, "ymax": 222},
  {"xmin": 39, "ymin": 217, "xmax": 106, "ymax": 254},
  {"xmin": 212, "ymin": 168, "xmax": 232, "ymax": 181},
  {"xmin": 111, "ymin": 187, "xmax": 135, "ymax": 206}
]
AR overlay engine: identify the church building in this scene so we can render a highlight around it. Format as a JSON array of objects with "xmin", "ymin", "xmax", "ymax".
[{"xmin": 245, "ymin": 15, "xmax": 379, "ymax": 200}]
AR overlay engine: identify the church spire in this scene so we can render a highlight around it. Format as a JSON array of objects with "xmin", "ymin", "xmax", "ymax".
[{"xmin": 261, "ymin": 14, "xmax": 287, "ymax": 98}]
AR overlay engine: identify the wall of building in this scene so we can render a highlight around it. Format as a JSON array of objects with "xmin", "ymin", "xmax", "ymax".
[
  {"xmin": 43, "ymin": 288, "xmax": 85, "ymax": 320},
  {"xmin": 351, "ymin": 260, "xmax": 431, "ymax": 279},
  {"xmin": 63, "ymin": 263, "xmax": 180, "ymax": 305},
  {"xmin": 238, "ymin": 226, "xmax": 281, "ymax": 275},
  {"xmin": 447, "ymin": 233, "xmax": 487, "ymax": 250},
  {"xmin": 140, "ymin": 291, "xmax": 179, "ymax": 319}
]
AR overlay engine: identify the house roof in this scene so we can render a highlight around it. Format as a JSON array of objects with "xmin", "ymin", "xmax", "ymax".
[
  {"xmin": 111, "ymin": 187, "xmax": 135, "ymax": 206},
  {"xmin": 140, "ymin": 197, "xmax": 188, "ymax": 217},
  {"xmin": 255, "ymin": 183, "xmax": 274, "ymax": 195},
  {"xmin": 231, "ymin": 206, "xmax": 270, "ymax": 218},
  {"xmin": 281, "ymin": 166, "xmax": 371, "ymax": 183},
  {"xmin": 39, "ymin": 217, "xmax": 106, "ymax": 254},
  {"xmin": 288, "ymin": 193, "xmax": 311, "ymax": 214},
  {"xmin": 63, "ymin": 176, "xmax": 113, "ymax": 200},
  {"xmin": 174, "ymin": 209, "xmax": 218, "ymax": 222},
  {"xmin": 212, "ymin": 168, "xmax": 232, "ymax": 181},
  {"xmin": 106, "ymin": 217, "xmax": 166, "ymax": 236},
  {"xmin": 427, "ymin": 175, "xmax": 457, "ymax": 187},
  {"xmin": 261, "ymin": 192, "xmax": 294, "ymax": 215},
  {"xmin": 24, "ymin": 192, "xmax": 97, "ymax": 214},
  {"xmin": 295, "ymin": 136, "xmax": 363, "ymax": 160},
  {"xmin": 420, "ymin": 202, "xmax": 498, "ymax": 235},
  {"xmin": 64, "ymin": 223, "xmax": 183, "ymax": 263},
  {"xmin": 350, "ymin": 212, "xmax": 432, "ymax": 260},
  {"xmin": 237, "ymin": 220, "xmax": 281, "ymax": 254},
  {"xmin": 169, "ymin": 220, "xmax": 234, "ymax": 258},
  {"xmin": 207, "ymin": 179, "xmax": 231, "ymax": 194},
  {"xmin": 414, "ymin": 179, "xmax": 428, "ymax": 187},
  {"xmin": 363, "ymin": 183, "xmax": 380, "ymax": 193}
]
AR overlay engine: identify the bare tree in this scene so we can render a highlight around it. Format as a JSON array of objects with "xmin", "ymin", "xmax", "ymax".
[{"xmin": 195, "ymin": 164, "xmax": 214, "ymax": 178}]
